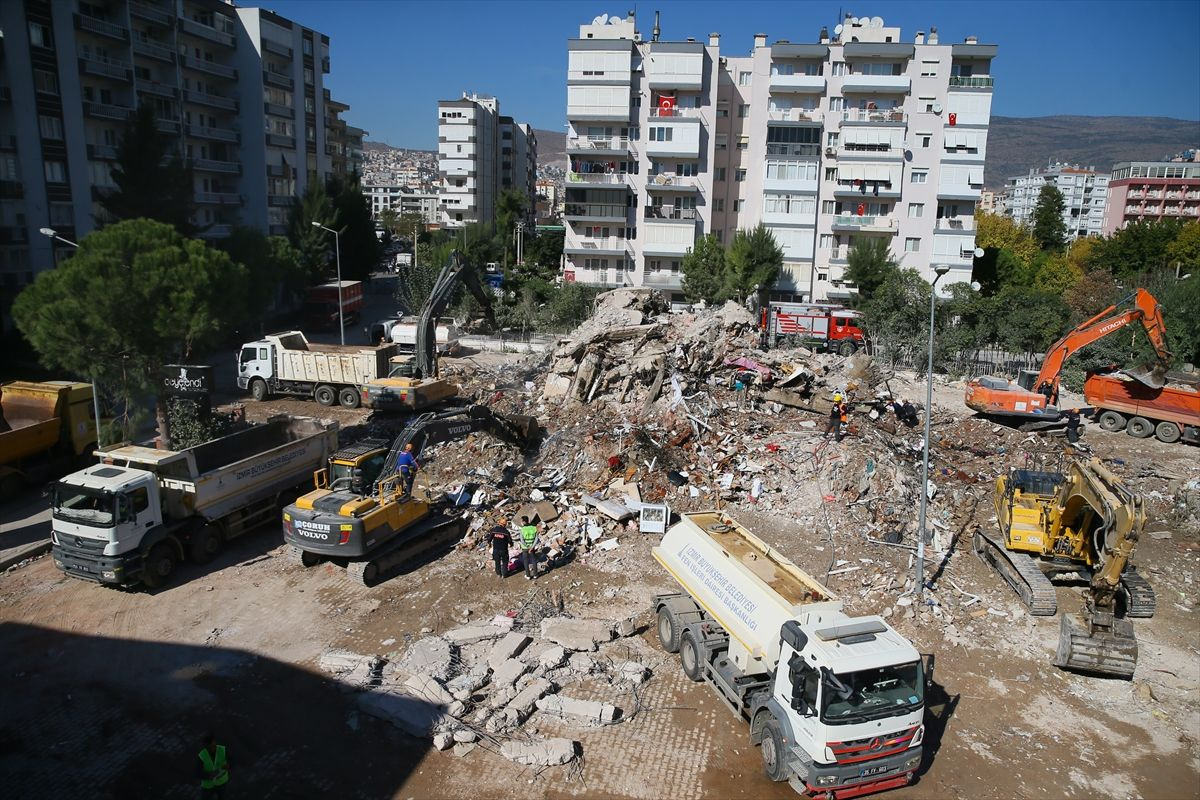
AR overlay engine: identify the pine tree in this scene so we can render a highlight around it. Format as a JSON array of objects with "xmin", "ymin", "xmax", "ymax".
[{"xmin": 1032, "ymin": 184, "xmax": 1068, "ymax": 251}]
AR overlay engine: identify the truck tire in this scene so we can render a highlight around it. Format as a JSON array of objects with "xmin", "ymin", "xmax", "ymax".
[
  {"xmin": 1154, "ymin": 421, "xmax": 1182, "ymax": 444},
  {"xmin": 679, "ymin": 630, "xmax": 704, "ymax": 682},
  {"xmin": 338, "ymin": 387, "xmax": 361, "ymax": 409},
  {"xmin": 657, "ymin": 606, "xmax": 682, "ymax": 653},
  {"xmin": 314, "ymin": 385, "xmax": 336, "ymax": 406},
  {"xmin": 760, "ymin": 718, "xmax": 790, "ymax": 782},
  {"xmin": 1097, "ymin": 410, "xmax": 1125, "ymax": 432},
  {"xmin": 188, "ymin": 524, "xmax": 223, "ymax": 564},
  {"xmin": 140, "ymin": 542, "xmax": 178, "ymax": 589},
  {"xmin": 837, "ymin": 340, "xmax": 857, "ymax": 356},
  {"xmin": 250, "ymin": 378, "xmax": 269, "ymax": 401},
  {"xmin": 1126, "ymin": 416, "xmax": 1154, "ymax": 439}
]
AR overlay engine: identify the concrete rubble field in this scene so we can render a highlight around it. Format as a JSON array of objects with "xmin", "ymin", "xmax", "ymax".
[{"xmin": 1, "ymin": 286, "xmax": 1198, "ymax": 799}]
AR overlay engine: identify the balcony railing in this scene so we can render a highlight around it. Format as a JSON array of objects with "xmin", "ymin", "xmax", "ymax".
[
  {"xmin": 78, "ymin": 51, "xmax": 131, "ymax": 79},
  {"xmin": 139, "ymin": 81, "xmax": 177, "ymax": 98},
  {"xmin": 565, "ymin": 203, "xmax": 628, "ymax": 218},
  {"xmin": 648, "ymin": 107, "xmax": 702, "ymax": 119},
  {"xmin": 130, "ymin": 2, "xmax": 172, "ymax": 26},
  {"xmin": 179, "ymin": 18, "xmax": 236, "ymax": 48},
  {"xmin": 570, "ymin": 236, "xmax": 631, "ymax": 253},
  {"xmin": 567, "ymin": 136, "xmax": 633, "ymax": 152},
  {"xmin": 198, "ymin": 224, "xmax": 234, "ymax": 238},
  {"xmin": 935, "ymin": 217, "xmax": 975, "ymax": 232},
  {"xmin": 643, "ymin": 207, "xmax": 698, "ymax": 220},
  {"xmin": 766, "ymin": 108, "xmax": 822, "ymax": 123},
  {"xmin": 75, "ymin": 13, "xmax": 129, "ymax": 41},
  {"xmin": 262, "ymin": 39, "xmax": 292, "ymax": 58},
  {"xmin": 133, "ymin": 38, "xmax": 176, "ymax": 62},
  {"xmin": 263, "ymin": 70, "xmax": 294, "ymax": 89},
  {"xmin": 948, "ymin": 75, "xmax": 994, "ymax": 88},
  {"xmin": 842, "ymin": 108, "xmax": 907, "ymax": 124},
  {"xmin": 83, "ymin": 101, "xmax": 133, "ymax": 121},
  {"xmin": 155, "ymin": 118, "xmax": 180, "ymax": 134},
  {"xmin": 838, "ymin": 143, "xmax": 903, "ymax": 157},
  {"xmin": 643, "ymin": 271, "xmax": 684, "ymax": 288},
  {"xmin": 183, "ymin": 89, "xmax": 237, "ymax": 111},
  {"xmin": 567, "ymin": 171, "xmax": 626, "ymax": 185},
  {"xmin": 766, "ymin": 142, "xmax": 821, "ymax": 157},
  {"xmin": 192, "ymin": 158, "xmax": 240, "ymax": 173},
  {"xmin": 268, "ymin": 194, "xmax": 294, "ymax": 207},
  {"xmin": 832, "ymin": 214, "xmax": 898, "ymax": 232},
  {"xmin": 827, "ymin": 245, "xmax": 851, "ymax": 262},
  {"xmin": 264, "ymin": 102, "xmax": 295, "ymax": 118},
  {"xmin": 183, "ymin": 56, "xmax": 236, "ymax": 79},
  {"xmin": 185, "ymin": 124, "xmax": 237, "ymax": 142},
  {"xmin": 195, "ymin": 191, "xmax": 241, "ymax": 204},
  {"xmin": 647, "ymin": 173, "xmax": 701, "ymax": 190},
  {"xmin": 266, "ymin": 133, "xmax": 296, "ymax": 148}
]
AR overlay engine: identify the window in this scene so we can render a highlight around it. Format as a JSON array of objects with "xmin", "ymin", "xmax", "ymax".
[
  {"xmin": 826, "ymin": 132, "xmax": 840, "ymax": 148},
  {"xmin": 715, "ymin": 167, "xmax": 726, "ymax": 181},
  {"xmin": 766, "ymin": 161, "xmax": 818, "ymax": 181},
  {"xmin": 831, "ymin": 61, "xmax": 847, "ymax": 77},
  {"xmin": 716, "ymin": 108, "xmax": 729, "ymax": 118},
  {"xmin": 824, "ymin": 167, "xmax": 838, "ymax": 181},
  {"xmin": 905, "ymin": 238, "xmax": 921, "ymax": 252},
  {"xmin": 828, "ymin": 97, "xmax": 844, "ymax": 112},
  {"xmin": 714, "ymin": 229, "xmax": 724, "ymax": 242},
  {"xmin": 38, "ymin": 116, "xmax": 64, "ymax": 140},
  {"xmin": 771, "ymin": 63, "xmax": 794, "ymax": 76},
  {"xmin": 920, "ymin": 61, "xmax": 938, "ymax": 77},
  {"xmin": 764, "ymin": 195, "xmax": 816, "ymax": 216},
  {"xmin": 29, "ymin": 22, "xmax": 52, "ymax": 49},
  {"xmin": 302, "ymin": 38, "xmax": 314, "ymax": 56},
  {"xmin": 677, "ymin": 162, "xmax": 698, "ymax": 177},
  {"xmin": 908, "ymin": 203, "xmax": 924, "ymax": 218},
  {"xmin": 920, "ymin": 97, "xmax": 937, "ymax": 113},
  {"xmin": 303, "ymin": 67, "xmax": 314, "ymax": 85},
  {"xmin": 735, "ymin": 169, "xmax": 747, "ymax": 182},
  {"xmin": 33, "ymin": 70, "xmax": 59, "ymax": 95},
  {"xmin": 715, "ymin": 198, "xmax": 725, "ymax": 211},
  {"xmin": 738, "ymin": 71, "xmax": 752, "ymax": 86},
  {"xmin": 910, "ymin": 170, "xmax": 928, "ymax": 184},
  {"xmin": 649, "ymin": 127, "xmax": 673, "ymax": 142},
  {"xmin": 921, "ymin": 134, "xmax": 931, "ymax": 149},
  {"xmin": 737, "ymin": 135, "xmax": 749, "ymax": 151},
  {"xmin": 305, "ymin": 96, "xmax": 315, "ymax": 113},
  {"xmin": 715, "ymin": 134, "xmax": 728, "ymax": 151},
  {"xmin": 43, "ymin": 161, "xmax": 67, "ymax": 183},
  {"xmin": 822, "ymin": 200, "xmax": 836, "ymax": 214},
  {"xmin": 49, "ymin": 203, "xmax": 73, "ymax": 226},
  {"xmin": 738, "ymin": 104, "xmax": 750, "ymax": 118},
  {"xmin": 734, "ymin": 199, "xmax": 745, "ymax": 211},
  {"xmin": 819, "ymin": 234, "xmax": 835, "ymax": 249}
]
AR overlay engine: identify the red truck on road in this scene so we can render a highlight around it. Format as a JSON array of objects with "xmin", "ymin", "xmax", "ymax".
[
  {"xmin": 1086, "ymin": 369, "xmax": 1199, "ymax": 445},
  {"xmin": 766, "ymin": 302, "xmax": 865, "ymax": 354},
  {"xmin": 305, "ymin": 281, "xmax": 364, "ymax": 330}
]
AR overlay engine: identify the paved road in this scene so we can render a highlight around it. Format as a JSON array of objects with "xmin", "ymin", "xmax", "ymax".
[{"xmin": 0, "ymin": 487, "xmax": 52, "ymax": 570}]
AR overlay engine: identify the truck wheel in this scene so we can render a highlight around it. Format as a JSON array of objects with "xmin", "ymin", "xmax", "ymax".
[
  {"xmin": 140, "ymin": 543, "xmax": 178, "ymax": 589},
  {"xmin": 1126, "ymin": 416, "xmax": 1154, "ymax": 439},
  {"xmin": 338, "ymin": 387, "xmax": 361, "ymax": 409},
  {"xmin": 1154, "ymin": 421, "xmax": 1182, "ymax": 444},
  {"xmin": 250, "ymin": 378, "xmax": 269, "ymax": 401},
  {"xmin": 188, "ymin": 525, "xmax": 223, "ymax": 565},
  {"xmin": 837, "ymin": 340, "xmax": 857, "ymax": 356},
  {"xmin": 679, "ymin": 630, "xmax": 704, "ymax": 682},
  {"xmin": 1097, "ymin": 410, "xmax": 1125, "ymax": 432},
  {"xmin": 657, "ymin": 607, "xmax": 681, "ymax": 653},
  {"xmin": 760, "ymin": 718, "xmax": 789, "ymax": 782},
  {"xmin": 314, "ymin": 385, "xmax": 336, "ymax": 406}
]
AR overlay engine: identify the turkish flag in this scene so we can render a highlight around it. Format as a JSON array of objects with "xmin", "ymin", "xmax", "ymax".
[
  {"xmin": 948, "ymin": 112, "xmax": 957, "ymax": 126},
  {"xmin": 658, "ymin": 94, "xmax": 676, "ymax": 117}
]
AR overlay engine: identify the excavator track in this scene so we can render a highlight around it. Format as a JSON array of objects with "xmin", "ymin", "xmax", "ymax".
[
  {"xmin": 289, "ymin": 545, "xmax": 324, "ymax": 568},
  {"xmin": 1055, "ymin": 613, "xmax": 1137, "ymax": 679},
  {"xmin": 973, "ymin": 529, "xmax": 1058, "ymax": 616},
  {"xmin": 1120, "ymin": 570, "xmax": 1156, "ymax": 618},
  {"xmin": 344, "ymin": 515, "xmax": 467, "ymax": 587}
]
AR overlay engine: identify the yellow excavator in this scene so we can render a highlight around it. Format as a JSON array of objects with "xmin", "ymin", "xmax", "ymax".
[
  {"xmin": 974, "ymin": 458, "xmax": 1153, "ymax": 678},
  {"xmin": 282, "ymin": 405, "xmax": 538, "ymax": 585}
]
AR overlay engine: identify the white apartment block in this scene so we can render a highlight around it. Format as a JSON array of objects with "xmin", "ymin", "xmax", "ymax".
[
  {"xmin": 500, "ymin": 117, "xmax": 537, "ymax": 224},
  {"xmin": 0, "ymin": 0, "xmax": 360, "ymax": 325},
  {"xmin": 1001, "ymin": 163, "xmax": 1109, "ymax": 240},
  {"xmin": 564, "ymin": 12, "xmax": 996, "ymax": 302},
  {"xmin": 365, "ymin": 183, "xmax": 438, "ymax": 226}
]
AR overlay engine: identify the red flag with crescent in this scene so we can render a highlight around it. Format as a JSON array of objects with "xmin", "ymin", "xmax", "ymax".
[{"xmin": 658, "ymin": 94, "xmax": 676, "ymax": 117}]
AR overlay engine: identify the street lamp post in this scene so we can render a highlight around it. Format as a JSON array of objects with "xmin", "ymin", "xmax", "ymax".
[
  {"xmin": 914, "ymin": 264, "xmax": 951, "ymax": 603},
  {"xmin": 311, "ymin": 222, "xmax": 345, "ymax": 345},
  {"xmin": 40, "ymin": 228, "xmax": 102, "ymax": 446}
]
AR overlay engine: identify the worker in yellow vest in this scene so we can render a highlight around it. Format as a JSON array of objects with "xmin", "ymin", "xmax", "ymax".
[{"xmin": 197, "ymin": 733, "xmax": 230, "ymax": 799}]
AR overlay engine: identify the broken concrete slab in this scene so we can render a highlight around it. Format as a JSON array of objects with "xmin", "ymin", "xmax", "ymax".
[
  {"xmin": 616, "ymin": 618, "xmax": 638, "ymax": 637},
  {"xmin": 453, "ymin": 742, "xmax": 477, "ymax": 758},
  {"xmin": 540, "ymin": 617, "xmax": 615, "ymax": 651},
  {"xmin": 500, "ymin": 737, "xmax": 578, "ymax": 767},
  {"xmin": 446, "ymin": 670, "xmax": 489, "ymax": 697},
  {"xmin": 488, "ymin": 632, "xmax": 531, "ymax": 670},
  {"xmin": 433, "ymin": 732, "xmax": 453, "ymax": 751},
  {"xmin": 568, "ymin": 653, "xmax": 597, "ymax": 674},
  {"xmin": 404, "ymin": 674, "xmax": 455, "ymax": 706},
  {"xmin": 399, "ymin": 637, "xmax": 454, "ymax": 682},
  {"xmin": 614, "ymin": 661, "xmax": 649, "ymax": 686},
  {"xmin": 453, "ymin": 729, "xmax": 478, "ymax": 744},
  {"xmin": 537, "ymin": 644, "xmax": 568, "ymax": 670},
  {"xmin": 357, "ymin": 689, "xmax": 447, "ymax": 738},
  {"xmin": 444, "ymin": 625, "xmax": 507, "ymax": 646},
  {"xmin": 581, "ymin": 493, "xmax": 636, "ymax": 521},
  {"xmin": 535, "ymin": 694, "xmax": 619, "ymax": 725},
  {"xmin": 491, "ymin": 658, "xmax": 530, "ymax": 690},
  {"xmin": 505, "ymin": 677, "xmax": 553, "ymax": 719}
]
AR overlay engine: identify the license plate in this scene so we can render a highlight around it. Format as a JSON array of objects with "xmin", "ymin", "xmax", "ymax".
[{"xmin": 859, "ymin": 764, "xmax": 890, "ymax": 778}]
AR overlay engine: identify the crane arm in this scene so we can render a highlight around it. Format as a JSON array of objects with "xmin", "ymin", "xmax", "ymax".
[{"xmin": 414, "ymin": 251, "xmax": 497, "ymax": 379}]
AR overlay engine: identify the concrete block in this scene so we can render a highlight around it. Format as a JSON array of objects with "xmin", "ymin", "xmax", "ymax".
[
  {"xmin": 446, "ymin": 670, "xmax": 489, "ymax": 696},
  {"xmin": 447, "ymin": 700, "xmax": 465, "ymax": 717},
  {"xmin": 540, "ymin": 617, "xmax": 615, "ymax": 651},
  {"xmin": 492, "ymin": 658, "xmax": 530, "ymax": 690},
  {"xmin": 505, "ymin": 677, "xmax": 553, "ymax": 720},
  {"xmin": 614, "ymin": 661, "xmax": 649, "ymax": 686},
  {"xmin": 488, "ymin": 632, "xmax": 531, "ymax": 670},
  {"xmin": 487, "ymin": 686, "xmax": 517, "ymax": 710},
  {"xmin": 536, "ymin": 694, "xmax": 619, "ymax": 725},
  {"xmin": 616, "ymin": 618, "xmax": 638, "ymax": 637},
  {"xmin": 568, "ymin": 653, "xmax": 597, "ymax": 674},
  {"xmin": 433, "ymin": 732, "xmax": 453, "ymax": 751},
  {"xmin": 453, "ymin": 729, "xmax": 478, "ymax": 743},
  {"xmin": 444, "ymin": 625, "xmax": 507, "ymax": 646},
  {"xmin": 357, "ymin": 689, "xmax": 446, "ymax": 738},
  {"xmin": 537, "ymin": 645, "xmax": 568, "ymax": 670},
  {"xmin": 400, "ymin": 637, "xmax": 454, "ymax": 682},
  {"xmin": 404, "ymin": 674, "xmax": 454, "ymax": 706},
  {"xmin": 453, "ymin": 742, "xmax": 477, "ymax": 758},
  {"xmin": 500, "ymin": 737, "xmax": 578, "ymax": 766},
  {"xmin": 543, "ymin": 375, "xmax": 572, "ymax": 399}
]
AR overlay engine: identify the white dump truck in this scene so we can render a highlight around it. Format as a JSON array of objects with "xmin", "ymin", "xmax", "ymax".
[
  {"xmin": 237, "ymin": 331, "xmax": 398, "ymax": 408},
  {"xmin": 50, "ymin": 415, "xmax": 338, "ymax": 589},
  {"xmin": 653, "ymin": 512, "xmax": 928, "ymax": 799}
]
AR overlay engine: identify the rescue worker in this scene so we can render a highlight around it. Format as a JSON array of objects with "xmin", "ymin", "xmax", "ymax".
[
  {"xmin": 396, "ymin": 443, "xmax": 418, "ymax": 494},
  {"xmin": 838, "ymin": 400, "xmax": 849, "ymax": 441},
  {"xmin": 197, "ymin": 733, "xmax": 229, "ymax": 799},
  {"xmin": 1065, "ymin": 408, "xmax": 1082, "ymax": 444},
  {"xmin": 490, "ymin": 520, "xmax": 513, "ymax": 578},
  {"xmin": 824, "ymin": 393, "xmax": 845, "ymax": 440},
  {"xmin": 518, "ymin": 516, "xmax": 539, "ymax": 580}
]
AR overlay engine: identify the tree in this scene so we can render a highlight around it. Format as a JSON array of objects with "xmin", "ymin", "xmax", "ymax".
[
  {"xmin": 328, "ymin": 171, "xmax": 381, "ymax": 281},
  {"xmin": 1032, "ymin": 251, "xmax": 1082, "ymax": 294},
  {"xmin": 538, "ymin": 283, "xmax": 603, "ymax": 330},
  {"xmin": 1064, "ymin": 268, "xmax": 1120, "ymax": 323},
  {"xmin": 396, "ymin": 240, "xmax": 455, "ymax": 314},
  {"xmin": 679, "ymin": 233, "xmax": 727, "ymax": 304},
  {"xmin": 11, "ymin": 219, "xmax": 248, "ymax": 448},
  {"xmin": 975, "ymin": 211, "xmax": 1040, "ymax": 267},
  {"xmin": 523, "ymin": 229, "xmax": 564, "ymax": 275},
  {"xmin": 216, "ymin": 227, "xmax": 306, "ymax": 323},
  {"xmin": 993, "ymin": 286, "xmax": 1070, "ymax": 357},
  {"xmin": 287, "ymin": 180, "xmax": 336, "ymax": 283},
  {"xmin": 1084, "ymin": 219, "xmax": 1183, "ymax": 277},
  {"xmin": 724, "ymin": 224, "xmax": 783, "ymax": 305},
  {"xmin": 844, "ymin": 237, "xmax": 898, "ymax": 300},
  {"xmin": 1031, "ymin": 184, "xmax": 1067, "ymax": 251},
  {"xmin": 1165, "ymin": 221, "xmax": 1200, "ymax": 274},
  {"xmin": 495, "ymin": 189, "xmax": 529, "ymax": 265},
  {"xmin": 100, "ymin": 104, "xmax": 195, "ymax": 234},
  {"xmin": 859, "ymin": 269, "xmax": 932, "ymax": 370}
]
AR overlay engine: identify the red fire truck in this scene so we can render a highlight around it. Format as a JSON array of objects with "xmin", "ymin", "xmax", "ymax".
[{"xmin": 766, "ymin": 302, "xmax": 866, "ymax": 354}]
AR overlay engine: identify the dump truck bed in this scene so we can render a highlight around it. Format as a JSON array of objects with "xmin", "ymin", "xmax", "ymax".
[{"xmin": 1, "ymin": 381, "xmax": 89, "ymax": 464}]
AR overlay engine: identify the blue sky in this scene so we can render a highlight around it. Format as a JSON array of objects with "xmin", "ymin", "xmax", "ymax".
[{"xmin": 267, "ymin": 0, "xmax": 1200, "ymax": 148}]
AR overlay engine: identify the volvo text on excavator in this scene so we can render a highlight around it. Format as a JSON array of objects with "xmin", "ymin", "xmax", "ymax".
[
  {"xmin": 974, "ymin": 457, "xmax": 1152, "ymax": 678},
  {"xmin": 282, "ymin": 405, "xmax": 538, "ymax": 585},
  {"xmin": 964, "ymin": 288, "xmax": 1171, "ymax": 422}
]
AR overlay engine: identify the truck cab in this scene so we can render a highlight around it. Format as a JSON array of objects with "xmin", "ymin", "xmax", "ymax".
[{"xmin": 237, "ymin": 339, "xmax": 275, "ymax": 392}]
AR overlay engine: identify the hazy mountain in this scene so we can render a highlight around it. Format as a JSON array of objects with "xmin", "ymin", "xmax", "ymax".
[{"xmin": 533, "ymin": 128, "xmax": 567, "ymax": 170}]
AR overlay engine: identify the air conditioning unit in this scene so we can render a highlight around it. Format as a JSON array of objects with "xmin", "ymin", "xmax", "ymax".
[{"xmin": 825, "ymin": 147, "xmax": 836, "ymax": 156}]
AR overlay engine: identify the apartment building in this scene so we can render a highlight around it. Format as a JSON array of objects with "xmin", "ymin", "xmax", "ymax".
[
  {"xmin": 563, "ymin": 12, "xmax": 995, "ymax": 303},
  {"xmin": 500, "ymin": 116, "xmax": 537, "ymax": 224},
  {"xmin": 0, "ymin": 0, "xmax": 360, "ymax": 326},
  {"xmin": 1000, "ymin": 163, "xmax": 1108, "ymax": 240},
  {"xmin": 1103, "ymin": 151, "xmax": 1200, "ymax": 234},
  {"xmin": 364, "ymin": 183, "xmax": 438, "ymax": 226}
]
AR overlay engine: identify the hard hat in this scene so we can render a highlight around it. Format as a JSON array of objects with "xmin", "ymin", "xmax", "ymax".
[{"xmin": 834, "ymin": 393, "xmax": 843, "ymax": 402}]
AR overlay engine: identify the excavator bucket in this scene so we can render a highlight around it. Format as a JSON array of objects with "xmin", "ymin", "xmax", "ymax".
[
  {"xmin": 1121, "ymin": 363, "xmax": 1168, "ymax": 390},
  {"xmin": 1054, "ymin": 613, "xmax": 1137, "ymax": 679},
  {"xmin": 502, "ymin": 413, "xmax": 541, "ymax": 447}
]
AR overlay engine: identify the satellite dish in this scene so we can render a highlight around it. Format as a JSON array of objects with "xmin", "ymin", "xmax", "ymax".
[
  {"xmin": 973, "ymin": 247, "xmax": 985, "ymax": 258},
  {"xmin": 871, "ymin": 16, "xmax": 884, "ymax": 28},
  {"xmin": 592, "ymin": 15, "xmax": 604, "ymax": 25},
  {"xmin": 834, "ymin": 24, "xmax": 843, "ymax": 35},
  {"xmin": 597, "ymin": 13, "xmax": 609, "ymax": 25},
  {"xmin": 932, "ymin": 102, "xmax": 943, "ymax": 115},
  {"xmin": 849, "ymin": 17, "xmax": 859, "ymax": 25}
]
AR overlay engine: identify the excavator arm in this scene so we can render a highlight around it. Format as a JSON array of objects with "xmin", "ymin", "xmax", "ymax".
[
  {"xmin": 413, "ymin": 251, "xmax": 497, "ymax": 379},
  {"xmin": 1033, "ymin": 288, "xmax": 1171, "ymax": 398}
]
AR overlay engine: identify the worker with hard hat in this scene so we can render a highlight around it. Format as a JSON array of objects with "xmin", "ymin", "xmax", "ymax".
[
  {"xmin": 489, "ymin": 518, "xmax": 514, "ymax": 578},
  {"xmin": 396, "ymin": 442, "xmax": 419, "ymax": 494},
  {"xmin": 825, "ymin": 393, "xmax": 847, "ymax": 442}
]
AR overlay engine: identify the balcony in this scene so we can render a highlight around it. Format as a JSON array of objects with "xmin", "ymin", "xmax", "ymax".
[
  {"xmin": 130, "ymin": 2, "xmax": 172, "ymax": 26},
  {"xmin": 139, "ymin": 80, "xmax": 177, "ymax": 99},
  {"xmin": 155, "ymin": 118, "xmax": 180, "ymax": 134},
  {"xmin": 831, "ymin": 215, "xmax": 898, "ymax": 233},
  {"xmin": 567, "ymin": 171, "xmax": 627, "ymax": 185},
  {"xmin": 179, "ymin": 18, "xmax": 236, "ymax": 48},
  {"xmin": 567, "ymin": 103, "xmax": 630, "ymax": 122},
  {"xmin": 264, "ymin": 102, "xmax": 295, "ymax": 119},
  {"xmin": 268, "ymin": 194, "xmax": 293, "ymax": 207},
  {"xmin": 192, "ymin": 158, "xmax": 240, "ymax": 173},
  {"xmin": 826, "ymin": 245, "xmax": 851, "ymax": 263},
  {"xmin": 842, "ymin": 108, "xmax": 907, "ymax": 125},
  {"xmin": 83, "ymin": 101, "xmax": 133, "ymax": 121},
  {"xmin": 646, "ymin": 173, "xmax": 702, "ymax": 192},
  {"xmin": 197, "ymin": 224, "xmax": 233, "ymax": 238},
  {"xmin": 133, "ymin": 38, "xmax": 176, "ymax": 62},
  {"xmin": 766, "ymin": 108, "xmax": 822, "ymax": 124},
  {"xmin": 643, "ymin": 271, "xmax": 684, "ymax": 289},
  {"xmin": 841, "ymin": 74, "xmax": 911, "ymax": 94},
  {"xmin": 565, "ymin": 203, "xmax": 629, "ymax": 221},
  {"xmin": 935, "ymin": 217, "xmax": 976, "ymax": 233},
  {"xmin": 0, "ymin": 180, "xmax": 24, "ymax": 199},
  {"xmin": 833, "ymin": 182, "xmax": 901, "ymax": 199},
  {"xmin": 183, "ymin": 89, "xmax": 237, "ymax": 111},
  {"xmin": 837, "ymin": 143, "xmax": 904, "ymax": 160},
  {"xmin": 78, "ymin": 52, "xmax": 132, "ymax": 80},
  {"xmin": 0, "ymin": 134, "xmax": 16, "ymax": 150},
  {"xmin": 769, "ymin": 74, "xmax": 826, "ymax": 93},
  {"xmin": 87, "ymin": 143, "xmax": 119, "ymax": 160},
  {"xmin": 262, "ymin": 39, "xmax": 293, "ymax": 59},
  {"xmin": 641, "ymin": 238, "xmax": 694, "ymax": 257},
  {"xmin": 766, "ymin": 143, "xmax": 821, "ymax": 158},
  {"xmin": 948, "ymin": 75, "xmax": 994, "ymax": 89},
  {"xmin": 648, "ymin": 107, "xmax": 702, "ymax": 120},
  {"xmin": 183, "ymin": 56, "xmax": 236, "ymax": 79},
  {"xmin": 937, "ymin": 183, "xmax": 983, "ymax": 201},
  {"xmin": 195, "ymin": 191, "xmax": 240, "ymax": 205},
  {"xmin": 567, "ymin": 136, "xmax": 634, "ymax": 155},
  {"xmin": 74, "ymin": 13, "xmax": 129, "ymax": 41},
  {"xmin": 565, "ymin": 237, "xmax": 631, "ymax": 255},
  {"xmin": 263, "ymin": 70, "xmax": 294, "ymax": 89},
  {"xmin": 266, "ymin": 164, "xmax": 290, "ymax": 178},
  {"xmin": 643, "ymin": 207, "xmax": 699, "ymax": 221},
  {"xmin": 266, "ymin": 133, "xmax": 296, "ymax": 148}
]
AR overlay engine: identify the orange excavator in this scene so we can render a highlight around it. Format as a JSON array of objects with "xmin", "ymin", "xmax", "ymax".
[{"xmin": 965, "ymin": 289, "xmax": 1171, "ymax": 422}]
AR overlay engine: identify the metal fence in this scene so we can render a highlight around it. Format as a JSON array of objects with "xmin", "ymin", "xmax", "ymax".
[{"xmin": 867, "ymin": 339, "xmax": 1039, "ymax": 379}]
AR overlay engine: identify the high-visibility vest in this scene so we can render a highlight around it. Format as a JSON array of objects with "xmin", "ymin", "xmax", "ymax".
[
  {"xmin": 199, "ymin": 745, "xmax": 229, "ymax": 789},
  {"xmin": 519, "ymin": 525, "xmax": 537, "ymax": 549}
]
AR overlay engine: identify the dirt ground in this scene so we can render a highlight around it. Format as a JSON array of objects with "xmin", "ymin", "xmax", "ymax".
[{"xmin": 2, "ymin": 343, "xmax": 1198, "ymax": 799}]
